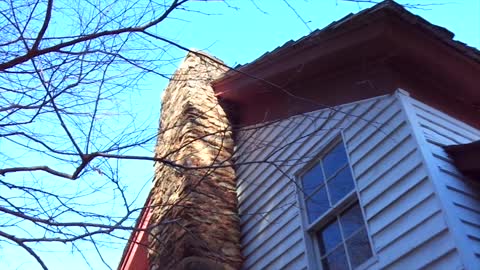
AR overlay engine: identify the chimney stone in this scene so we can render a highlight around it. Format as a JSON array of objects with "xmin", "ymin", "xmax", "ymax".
[{"xmin": 148, "ymin": 52, "xmax": 243, "ymax": 270}]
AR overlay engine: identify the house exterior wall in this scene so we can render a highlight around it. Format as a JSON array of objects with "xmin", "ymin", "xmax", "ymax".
[
  {"xmin": 233, "ymin": 92, "xmax": 466, "ymax": 270},
  {"xmin": 398, "ymin": 92, "xmax": 480, "ymax": 269}
]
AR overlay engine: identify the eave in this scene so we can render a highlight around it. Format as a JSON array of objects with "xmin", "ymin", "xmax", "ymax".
[
  {"xmin": 212, "ymin": 1, "xmax": 480, "ymax": 127},
  {"xmin": 117, "ymin": 195, "xmax": 151, "ymax": 270}
]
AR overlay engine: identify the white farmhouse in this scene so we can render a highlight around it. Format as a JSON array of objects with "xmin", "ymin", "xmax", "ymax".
[{"xmin": 119, "ymin": 1, "xmax": 480, "ymax": 269}]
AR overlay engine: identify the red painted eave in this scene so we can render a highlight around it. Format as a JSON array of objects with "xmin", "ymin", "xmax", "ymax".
[
  {"xmin": 118, "ymin": 196, "xmax": 151, "ymax": 270},
  {"xmin": 211, "ymin": 0, "xmax": 480, "ymax": 127},
  {"xmin": 212, "ymin": 13, "xmax": 392, "ymax": 102}
]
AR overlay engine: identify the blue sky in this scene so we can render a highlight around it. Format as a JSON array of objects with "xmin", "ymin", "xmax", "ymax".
[{"xmin": 1, "ymin": 0, "xmax": 479, "ymax": 269}]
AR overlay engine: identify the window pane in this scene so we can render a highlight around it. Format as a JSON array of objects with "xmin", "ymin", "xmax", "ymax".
[
  {"xmin": 321, "ymin": 245, "xmax": 349, "ymax": 270},
  {"xmin": 306, "ymin": 187, "xmax": 329, "ymax": 222},
  {"xmin": 322, "ymin": 143, "xmax": 349, "ymax": 178},
  {"xmin": 340, "ymin": 203, "xmax": 365, "ymax": 238},
  {"xmin": 346, "ymin": 229, "xmax": 373, "ymax": 269},
  {"xmin": 301, "ymin": 163, "xmax": 324, "ymax": 197},
  {"xmin": 317, "ymin": 219, "xmax": 342, "ymax": 254},
  {"xmin": 328, "ymin": 168, "xmax": 355, "ymax": 205}
]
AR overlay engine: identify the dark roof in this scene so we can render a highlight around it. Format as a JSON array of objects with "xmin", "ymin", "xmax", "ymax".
[
  {"xmin": 219, "ymin": 0, "xmax": 480, "ymax": 80},
  {"xmin": 445, "ymin": 141, "xmax": 480, "ymax": 180}
]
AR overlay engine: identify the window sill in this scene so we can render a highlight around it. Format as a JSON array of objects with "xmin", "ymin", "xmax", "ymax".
[{"xmin": 355, "ymin": 256, "xmax": 378, "ymax": 270}]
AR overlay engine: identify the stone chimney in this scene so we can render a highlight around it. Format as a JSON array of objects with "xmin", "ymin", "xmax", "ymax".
[{"xmin": 148, "ymin": 52, "xmax": 243, "ymax": 270}]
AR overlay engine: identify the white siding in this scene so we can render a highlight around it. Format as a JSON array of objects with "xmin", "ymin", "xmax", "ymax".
[
  {"xmin": 399, "ymin": 93, "xmax": 480, "ymax": 269},
  {"xmin": 234, "ymin": 92, "xmax": 462, "ymax": 270}
]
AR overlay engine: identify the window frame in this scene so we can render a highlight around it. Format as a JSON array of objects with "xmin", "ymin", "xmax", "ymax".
[{"xmin": 296, "ymin": 134, "xmax": 376, "ymax": 270}]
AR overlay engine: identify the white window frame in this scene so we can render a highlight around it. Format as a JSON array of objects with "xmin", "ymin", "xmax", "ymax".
[{"xmin": 296, "ymin": 135, "xmax": 376, "ymax": 270}]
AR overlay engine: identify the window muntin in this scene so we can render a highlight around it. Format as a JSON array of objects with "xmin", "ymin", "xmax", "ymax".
[
  {"xmin": 301, "ymin": 142, "xmax": 354, "ymax": 222},
  {"xmin": 317, "ymin": 204, "xmax": 373, "ymax": 270},
  {"xmin": 300, "ymin": 141, "xmax": 373, "ymax": 270},
  {"xmin": 322, "ymin": 143, "xmax": 349, "ymax": 178},
  {"xmin": 302, "ymin": 164, "xmax": 325, "ymax": 197}
]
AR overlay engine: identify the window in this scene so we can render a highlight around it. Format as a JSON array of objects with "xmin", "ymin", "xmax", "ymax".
[{"xmin": 300, "ymin": 140, "xmax": 373, "ymax": 270}]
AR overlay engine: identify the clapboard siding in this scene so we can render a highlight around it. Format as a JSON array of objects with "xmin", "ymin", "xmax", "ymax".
[
  {"xmin": 235, "ymin": 101, "xmax": 365, "ymax": 270},
  {"xmin": 382, "ymin": 229, "xmax": 460, "ymax": 270},
  {"xmin": 400, "ymin": 93, "xmax": 480, "ymax": 269},
  {"xmin": 371, "ymin": 194, "xmax": 440, "ymax": 251},
  {"xmin": 234, "ymin": 92, "xmax": 462, "ymax": 270}
]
